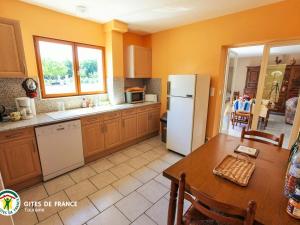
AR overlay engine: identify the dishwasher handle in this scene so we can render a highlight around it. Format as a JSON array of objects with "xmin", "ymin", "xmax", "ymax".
[{"xmin": 56, "ymin": 127, "xmax": 65, "ymax": 131}]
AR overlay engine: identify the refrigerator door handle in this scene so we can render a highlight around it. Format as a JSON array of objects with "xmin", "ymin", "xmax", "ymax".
[
  {"xmin": 167, "ymin": 97, "xmax": 170, "ymax": 110},
  {"xmin": 186, "ymin": 94, "xmax": 193, "ymax": 98},
  {"xmin": 167, "ymin": 81, "xmax": 171, "ymax": 95}
]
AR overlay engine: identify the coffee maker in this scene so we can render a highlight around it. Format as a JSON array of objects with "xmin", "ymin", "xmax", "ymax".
[{"xmin": 15, "ymin": 97, "xmax": 36, "ymax": 120}]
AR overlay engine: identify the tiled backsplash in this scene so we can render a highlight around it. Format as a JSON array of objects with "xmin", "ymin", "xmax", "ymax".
[
  {"xmin": 0, "ymin": 78, "xmax": 109, "ymax": 114},
  {"xmin": 0, "ymin": 77, "xmax": 161, "ymax": 114}
]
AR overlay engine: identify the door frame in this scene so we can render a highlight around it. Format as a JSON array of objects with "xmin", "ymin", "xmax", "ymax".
[
  {"xmin": 219, "ymin": 50, "xmax": 238, "ymax": 134},
  {"xmin": 252, "ymin": 40, "xmax": 300, "ymax": 148}
]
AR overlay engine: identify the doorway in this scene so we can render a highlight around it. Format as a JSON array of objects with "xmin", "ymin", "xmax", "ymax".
[{"xmin": 220, "ymin": 42, "xmax": 300, "ymax": 148}]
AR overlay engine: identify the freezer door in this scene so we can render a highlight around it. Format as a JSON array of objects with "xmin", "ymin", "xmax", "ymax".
[
  {"xmin": 167, "ymin": 96, "xmax": 194, "ymax": 155},
  {"xmin": 168, "ymin": 74, "xmax": 196, "ymax": 97}
]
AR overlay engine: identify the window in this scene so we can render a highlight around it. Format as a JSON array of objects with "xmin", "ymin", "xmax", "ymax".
[{"xmin": 34, "ymin": 37, "xmax": 106, "ymax": 98}]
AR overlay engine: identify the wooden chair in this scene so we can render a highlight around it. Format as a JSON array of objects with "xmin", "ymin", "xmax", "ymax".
[
  {"xmin": 241, "ymin": 127, "xmax": 284, "ymax": 147},
  {"xmin": 176, "ymin": 173, "xmax": 256, "ymax": 225}
]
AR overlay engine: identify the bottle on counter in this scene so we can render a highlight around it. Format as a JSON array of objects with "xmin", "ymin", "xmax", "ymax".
[
  {"xmin": 285, "ymin": 151, "xmax": 300, "ymax": 197},
  {"xmin": 82, "ymin": 97, "xmax": 87, "ymax": 108},
  {"xmin": 287, "ymin": 185, "xmax": 300, "ymax": 219}
]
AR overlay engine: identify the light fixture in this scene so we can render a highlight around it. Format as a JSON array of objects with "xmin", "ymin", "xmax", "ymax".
[
  {"xmin": 75, "ymin": 5, "xmax": 88, "ymax": 16},
  {"xmin": 152, "ymin": 6, "xmax": 191, "ymax": 13}
]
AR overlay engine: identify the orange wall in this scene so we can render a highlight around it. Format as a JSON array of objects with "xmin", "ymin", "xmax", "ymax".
[
  {"xmin": 0, "ymin": 0, "xmax": 105, "ymax": 76},
  {"xmin": 151, "ymin": 0, "xmax": 300, "ymax": 138}
]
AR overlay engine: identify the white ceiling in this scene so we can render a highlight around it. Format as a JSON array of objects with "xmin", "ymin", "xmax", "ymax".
[
  {"xmin": 21, "ymin": 0, "xmax": 283, "ymax": 34},
  {"xmin": 231, "ymin": 45, "xmax": 300, "ymax": 57}
]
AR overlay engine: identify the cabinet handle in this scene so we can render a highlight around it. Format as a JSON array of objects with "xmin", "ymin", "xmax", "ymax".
[
  {"xmin": 22, "ymin": 61, "xmax": 27, "ymax": 75},
  {"xmin": 167, "ymin": 97, "xmax": 170, "ymax": 111}
]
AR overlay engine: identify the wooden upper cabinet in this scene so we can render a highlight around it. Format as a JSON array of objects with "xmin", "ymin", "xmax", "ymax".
[
  {"xmin": 0, "ymin": 17, "xmax": 27, "ymax": 77},
  {"xmin": 148, "ymin": 109, "xmax": 160, "ymax": 133},
  {"xmin": 104, "ymin": 118, "xmax": 122, "ymax": 149},
  {"xmin": 121, "ymin": 114, "xmax": 137, "ymax": 143},
  {"xmin": 0, "ymin": 137, "xmax": 41, "ymax": 187},
  {"xmin": 82, "ymin": 122, "xmax": 105, "ymax": 157},
  {"xmin": 126, "ymin": 45, "xmax": 151, "ymax": 78}
]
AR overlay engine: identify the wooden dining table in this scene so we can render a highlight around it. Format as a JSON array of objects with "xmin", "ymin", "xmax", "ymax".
[{"xmin": 163, "ymin": 134, "xmax": 300, "ymax": 225}]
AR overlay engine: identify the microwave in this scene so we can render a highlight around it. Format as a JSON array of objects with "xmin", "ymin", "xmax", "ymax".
[{"xmin": 126, "ymin": 91, "xmax": 145, "ymax": 104}]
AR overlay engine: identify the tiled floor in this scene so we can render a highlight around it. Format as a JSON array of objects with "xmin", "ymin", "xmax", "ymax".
[{"xmin": 14, "ymin": 135, "xmax": 184, "ymax": 225}]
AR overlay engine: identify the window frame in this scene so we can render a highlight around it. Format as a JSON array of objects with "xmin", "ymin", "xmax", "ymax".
[{"xmin": 34, "ymin": 36, "xmax": 106, "ymax": 98}]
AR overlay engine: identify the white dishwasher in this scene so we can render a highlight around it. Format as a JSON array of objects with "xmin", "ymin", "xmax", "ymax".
[{"xmin": 35, "ymin": 120, "xmax": 84, "ymax": 181}]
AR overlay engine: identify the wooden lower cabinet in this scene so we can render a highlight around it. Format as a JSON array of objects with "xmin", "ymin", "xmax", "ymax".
[
  {"xmin": 0, "ymin": 136, "xmax": 41, "ymax": 187},
  {"xmin": 104, "ymin": 118, "xmax": 122, "ymax": 149},
  {"xmin": 121, "ymin": 114, "xmax": 137, "ymax": 142},
  {"xmin": 148, "ymin": 109, "xmax": 160, "ymax": 133},
  {"xmin": 82, "ymin": 122, "xmax": 105, "ymax": 157},
  {"xmin": 137, "ymin": 112, "xmax": 149, "ymax": 137}
]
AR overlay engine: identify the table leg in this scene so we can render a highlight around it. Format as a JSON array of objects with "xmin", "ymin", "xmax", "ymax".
[{"xmin": 168, "ymin": 181, "xmax": 179, "ymax": 225}]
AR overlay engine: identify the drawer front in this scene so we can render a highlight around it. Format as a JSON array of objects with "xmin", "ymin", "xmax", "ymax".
[
  {"xmin": 136, "ymin": 104, "xmax": 160, "ymax": 113},
  {"xmin": 122, "ymin": 108, "xmax": 137, "ymax": 117},
  {"xmin": 81, "ymin": 115, "xmax": 102, "ymax": 126},
  {"xmin": 103, "ymin": 111, "xmax": 121, "ymax": 121},
  {"xmin": 0, "ymin": 127, "xmax": 34, "ymax": 143}
]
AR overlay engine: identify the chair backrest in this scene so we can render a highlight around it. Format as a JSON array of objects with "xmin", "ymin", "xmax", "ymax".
[
  {"xmin": 241, "ymin": 127, "xmax": 284, "ymax": 147},
  {"xmin": 176, "ymin": 173, "xmax": 256, "ymax": 225}
]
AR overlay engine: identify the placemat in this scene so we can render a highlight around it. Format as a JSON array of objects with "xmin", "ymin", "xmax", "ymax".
[{"xmin": 213, "ymin": 154, "xmax": 255, "ymax": 186}]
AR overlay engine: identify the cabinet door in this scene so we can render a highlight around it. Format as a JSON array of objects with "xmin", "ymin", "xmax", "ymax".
[
  {"xmin": 122, "ymin": 114, "xmax": 137, "ymax": 143},
  {"xmin": 0, "ymin": 17, "xmax": 27, "ymax": 77},
  {"xmin": 104, "ymin": 118, "xmax": 122, "ymax": 149},
  {"xmin": 135, "ymin": 46, "xmax": 152, "ymax": 78},
  {"xmin": 148, "ymin": 109, "xmax": 160, "ymax": 133},
  {"xmin": 0, "ymin": 137, "xmax": 41, "ymax": 186},
  {"xmin": 137, "ymin": 112, "xmax": 149, "ymax": 137},
  {"xmin": 82, "ymin": 122, "xmax": 105, "ymax": 157}
]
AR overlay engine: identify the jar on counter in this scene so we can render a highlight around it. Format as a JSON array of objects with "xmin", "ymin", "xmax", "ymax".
[
  {"xmin": 287, "ymin": 187, "xmax": 300, "ymax": 219},
  {"xmin": 285, "ymin": 152, "xmax": 300, "ymax": 197}
]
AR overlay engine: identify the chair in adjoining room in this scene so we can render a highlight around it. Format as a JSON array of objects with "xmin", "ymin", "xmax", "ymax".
[{"xmin": 285, "ymin": 97, "xmax": 299, "ymax": 124}]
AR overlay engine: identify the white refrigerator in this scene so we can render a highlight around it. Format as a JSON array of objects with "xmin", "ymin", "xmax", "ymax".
[{"xmin": 167, "ymin": 74, "xmax": 210, "ymax": 155}]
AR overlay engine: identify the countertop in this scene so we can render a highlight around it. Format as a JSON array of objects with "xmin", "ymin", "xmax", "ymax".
[{"xmin": 0, "ymin": 102, "xmax": 160, "ymax": 132}]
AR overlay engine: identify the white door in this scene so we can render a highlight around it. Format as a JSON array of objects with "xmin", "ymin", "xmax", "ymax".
[
  {"xmin": 167, "ymin": 96, "xmax": 194, "ymax": 155},
  {"xmin": 168, "ymin": 75, "xmax": 196, "ymax": 97}
]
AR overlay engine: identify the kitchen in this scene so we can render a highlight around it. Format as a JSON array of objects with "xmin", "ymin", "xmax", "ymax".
[{"xmin": 1, "ymin": 1, "xmax": 300, "ymax": 225}]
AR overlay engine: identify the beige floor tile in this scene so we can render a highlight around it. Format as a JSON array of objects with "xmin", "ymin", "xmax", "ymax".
[
  {"xmin": 122, "ymin": 146, "xmax": 142, "ymax": 158},
  {"xmin": 160, "ymin": 152, "xmax": 183, "ymax": 164},
  {"xmin": 89, "ymin": 170, "xmax": 118, "ymax": 189},
  {"xmin": 69, "ymin": 166, "xmax": 96, "ymax": 183},
  {"xmin": 131, "ymin": 214, "xmax": 157, "ymax": 225},
  {"xmin": 145, "ymin": 136, "xmax": 164, "ymax": 147},
  {"xmin": 87, "ymin": 206, "xmax": 130, "ymax": 225},
  {"xmin": 135, "ymin": 143, "xmax": 153, "ymax": 152},
  {"xmin": 89, "ymin": 185, "xmax": 123, "ymax": 212},
  {"xmin": 115, "ymin": 192, "xmax": 152, "ymax": 222},
  {"xmin": 141, "ymin": 150, "xmax": 161, "ymax": 161},
  {"xmin": 164, "ymin": 191, "xmax": 170, "ymax": 200},
  {"xmin": 65, "ymin": 180, "xmax": 97, "ymax": 201},
  {"xmin": 13, "ymin": 207, "xmax": 38, "ymax": 225},
  {"xmin": 128, "ymin": 156, "xmax": 149, "ymax": 169},
  {"xmin": 89, "ymin": 158, "xmax": 114, "ymax": 173},
  {"xmin": 112, "ymin": 175, "xmax": 142, "ymax": 195},
  {"xmin": 146, "ymin": 198, "xmax": 169, "ymax": 225},
  {"xmin": 109, "ymin": 163, "xmax": 135, "ymax": 178},
  {"xmin": 36, "ymin": 214, "xmax": 63, "ymax": 225},
  {"xmin": 152, "ymin": 146, "xmax": 168, "ymax": 155},
  {"xmin": 59, "ymin": 198, "xmax": 98, "ymax": 225},
  {"xmin": 107, "ymin": 152, "xmax": 129, "ymax": 164},
  {"xmin": 131, "ymin": 167, "xmax": 158, "ymax": 183},
  {"xmin": 147, "ymin": 159, "xmax": 170, "ymax": 173},
  {"xmin": 154, "ymin": 174, "xmax": 171, "ymax": 188},
  {"xmin": 137, "ymin": 180, "xmax": 169, "ymax": 203},
  {"xmin": 19, "ymin": 184, "xmax": 48, "ymax": 208},
  {"xmin": 36, "ymin": 191, "xmax": 69, "ymax": 221},
  {"xmin": 44, "ymin": 175, "xmax": 75, "ymax": 195}
]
